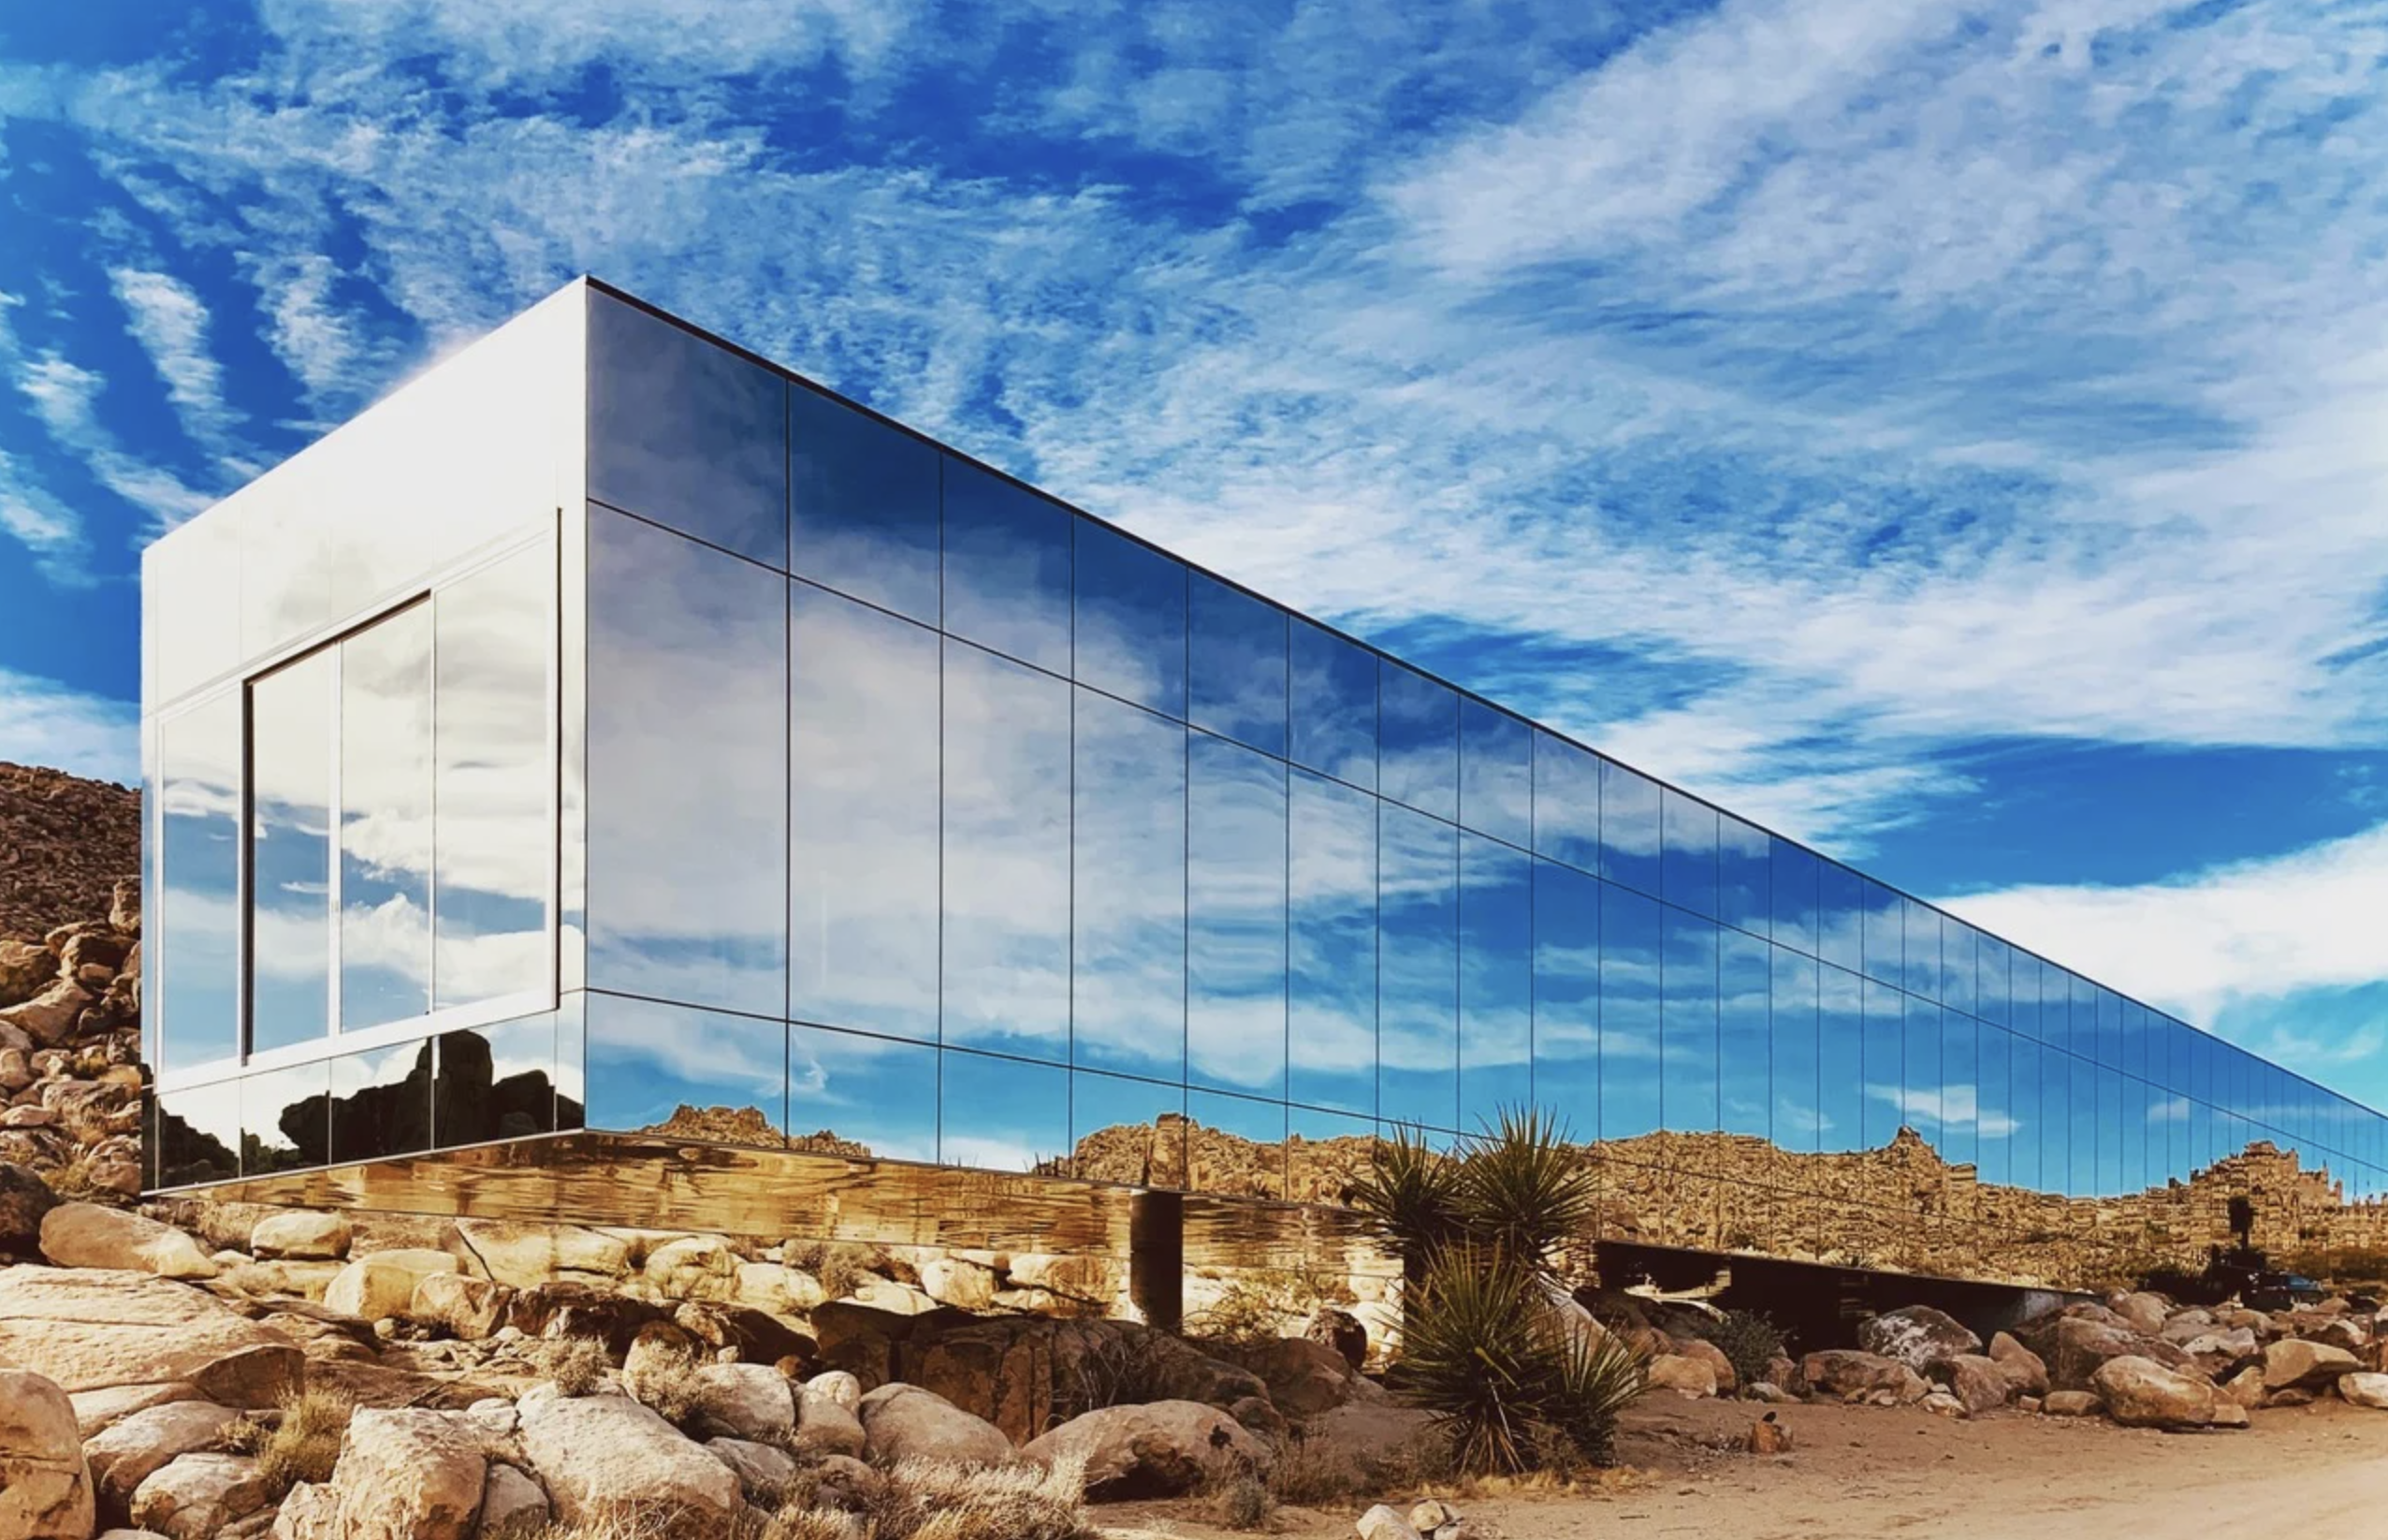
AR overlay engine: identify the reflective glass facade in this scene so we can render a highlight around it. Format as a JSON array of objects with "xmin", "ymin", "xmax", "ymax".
[{"xmin": 140, "ymin": 279, "xmax": 2388, "ymax": 1288}]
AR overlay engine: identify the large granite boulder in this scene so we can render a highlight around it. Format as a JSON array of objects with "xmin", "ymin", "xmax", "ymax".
[
  {"xmin": 129, "ymin": 1452, "xmax": 272, "ymax": 1539},
  {"xmin": 39, "ymin": 1205, "xmax": 216, "ymax": 1280},
  {"xmin": 323, "ymin": 1249, "xmax": 459, "ymax": 1320},
  {"xmin": 0, "ymin": 1162, "xmax": 59, "ymax": 1260},
  {"xmin": 1022, "ymin": 1400, "xmax": 1272, "ymax": 1500},
  {"xmin": 81, "ymin": 1400, "xmax": 239, "ymax": 1522},
  {"xmin": 1857, "ymin": 1305, "xmax": 1981, "ymax": 1372},
  {"xmin": 249, "ymin": 1213, "xmax": 352, "ymax": 1262},
  {"xmin": 476, "ymin": 1462, "xmax": 551, "ymax": 1539},
  {"xmin": 0, "ymin": 1267, "xmax": 303, "ymax": 1408},
  {"xmin": 793, "ymin": 1387, "xmax": 866, "ymax": 1458},
  {"xmin": 2111, "ymin": 1293, "xmax": 2171, "ymax": 1336},
  {"xmin": 1645, "ymin": 1354, "xmax": 1718, "ymax": 1399},
  {"xmin": 1220, "ymin": 1336, "xmax": 1374, "ymax": 1417},
  {"xmin": 305, "ymin": 1407, "xmax": 488, "ymax": 1540},
  {"xmin": 681, "ymin": 1364, "xmax": 797, "ymax": 1443},
  {"xmin": 891, "ymin": 1316, "xmax": 1276, "ymax": 1443},
  {"xmin": 1987, "ymin": 1331, "xmax": 2049, "ymax": 1397},
  {"xmin": 1798, "ymin": 1349, "xmax": 1928, "ymax": 1403},
  {"xmin": 0, "ymin": 1367, "xmax": 95, "ymax": 1539},
  {"xmin": 409, "ymin": 1272, "xmax": 515, "ymax": 1341},
  {"xmin": 858, "ymin": 1383, "xmax": 1013, "ymax": 1466},
  {"xmin": 450, "ymin": 1219, "xmax": 633, "ymax": 1287},
  {"xmin": 1929, "ymin": 1354, "xmax": 2013, "ymax": 1416},
  {"xmin": 2264, "ymin": 1338, "xmax": 2360, "ymax": 1392},
  {"xmin": 2336, "ymin": 1372, "xmax": 2388, "ymax": 1410},
  {"xmin": 2015, "ymin": 1310, "xmax": 2197, "ymax": 1393},
  {"xmin": 504, "ymin": 1281, "xmax": 670, "ymax": 1352},
  {"xmin": 517, "ymin": 1393, "xmax": 740, "ymax": 1539},
  {"xmin": 2092, "ymin": 1356, "xmax": 2214, "ymax": 1430}
]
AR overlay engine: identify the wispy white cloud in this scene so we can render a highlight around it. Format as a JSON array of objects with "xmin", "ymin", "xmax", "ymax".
[
  {"xmin": 107, "ymin": 266, "xmax": 248, "ymax": 467},
  {"xmin": 1949, "ymin": 821, "xmax": 2388, "ymax": 1032},
  {"xmin": 0, "ymin": 445, "xmax": 92, "ymax": 587},
  {"xmin": 0, "ymin": 667, "xmax": 137, "ymax": 784},
  {"xmin": 1, "ymin": 287, "xmax": 214, "ymax": 532}
]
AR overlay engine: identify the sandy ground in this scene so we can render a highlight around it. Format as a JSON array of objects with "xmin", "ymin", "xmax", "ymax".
[{"xmin": 1111, "ymin": 1392, "xmax": 2388, "ymax": 1540}]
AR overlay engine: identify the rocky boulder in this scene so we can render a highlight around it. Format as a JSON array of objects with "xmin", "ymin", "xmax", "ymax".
[
  {"xmin": 129, "ymin": 1452, "xmax": 272, "ymax": 1539},
  {"xmin": 1987, "ymin": 1331, "xmax": 2049, "ymax": 1397},
  {"xmin": 249, "ymin": 1213, "xmax": 352, "ymax": 1262},
  {"xmin": 0, "ymin": 1368, "xmax": 95, "ymax": 1539},
  {"xmin": 1645, "ymin": 1354, "xmax": 1718, "ymax": 1399},
  {"xmin": 2111, "ymin": 1292, "xmax": 2171, "ymax": 1336},
  {"xmin": 792, "ymin": 1391, "xmax": 866, "ymax": 1458},
  {"xmin": 517, "ymin": 1392, "xmax": 740, "ymax": 1539},
  {"xmin": 2264, "ymin": 1338, "xmax": 2360, "ymax": 1392},
  {"xmin": 706, "ymin": 1436, "xmax": 799, "ymax": 1499},
  {"xmin": 1022, "ymin": 1400, "xmax": 1271, "ymax": 1500},
  {"xmin": 2335, "ymin": 1372, "xmax": 2388, "ymax": 1410},
  {"xmin": 475, "ymin": 1463, "xmax": 550, "ymax": 1539},
  {"xmin": 294, "ymin": 1408, "xmax": 488, "ymax": 1540},
  {"xmin": 408, "ymin": 1271, "xmax": 515, "ymax": 1341},
  {"xmin": 323, "ymin": 1248, "xmax": 458, "ymax": 1320},
  {"xmin": 39, "ymin": 1205, "xmax": 216, "ymax": 1280},
  {"xmin": 0, "ymin": 980, "xmax": 89, "ymax": 1048},
  {"xmin": 0, "ymin": 1161, "xmax": 59, "ymax": 1260},
  {"xmin": 1857, "ymin": 1305, "xmax": 1982, "ymax": 1372},
  {"xmin": 0, "ymin": 1268, "xmax": 304, "ymax": 1408},
  {"xmin": 2041, "ymin": 1390, "xmax": 2100, "ymax": 1417},
  {"xmin": 504, "ymin": 1281, "xmax": 669, "ymax": 1352},
  {"xmin": 449, "ymin": 1219, "xmax": 633, "ymax": 1288},
  {"xmin": 1798, "ymin": 1349, "xmax": 1928, "ymax": 1404},
  {"xmin": 1930, "ymin": 1354, "xmax": 2013, "ymax": 1416},
  {"xmin": 81, "ymin": 1400, "xmax": 238, "ymax": 1521},
  {"xmin": 2016, "ymin": 1312, "xmax": 2197, "ymax": 1393},
  {"xmin": 1220, "ymin": 1336, "xmax": 1373, "ymax": 1417},
  {"xmin": 1304, "ymin": 1307, "xmax": 1369, "ymax": 1371},
  {"xmin": 681, "ymin": 1364, "xmax": 797, "ymax": 1443},
  {"xmin": 2092, "ymin": 1356, "xmax": 2214, "ymax": 1430},
  {"xmin": 857, "ymin": 1383, "xmax": 1013, "ymax": 1466}
]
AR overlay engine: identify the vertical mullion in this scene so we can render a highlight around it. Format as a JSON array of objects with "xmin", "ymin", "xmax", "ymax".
[{"xmin": 327, "ymin": 644, "xmax": 343, "ymax": 1038}]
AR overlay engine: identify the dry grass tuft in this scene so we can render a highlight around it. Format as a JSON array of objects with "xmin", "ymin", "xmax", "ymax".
[
  {"xmin": 226, "ymin": 1384, "xmax": 355, "ymax": 1497},
  {"xmin": 862, "ymin": 1454, "xmax": 1096, "ymax": 1540},
  {"xmin": 534, "ymin": 1336, "xmax": 616, "ymax": 1397},
  {"xmin": 623, "ymin": 1339, "xmax": 713, "ymax": 1432},
  {"xmin": 785, "ymin": 1240, "xmax": 881, "ymax": 1300}
]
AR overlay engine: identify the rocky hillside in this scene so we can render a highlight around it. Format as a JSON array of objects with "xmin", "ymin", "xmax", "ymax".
[{"xmin": 0, "ymin": 762, "xmax": 139, "ymax": 944}]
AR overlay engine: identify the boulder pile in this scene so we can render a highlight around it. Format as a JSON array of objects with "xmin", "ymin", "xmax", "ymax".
[{"xmin": 0, "ymin": 877, "xmax": 145, "ymax": 1209}]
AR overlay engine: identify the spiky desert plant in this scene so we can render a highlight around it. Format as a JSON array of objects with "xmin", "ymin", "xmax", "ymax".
[
  {"xmin": 1541, "ymin": 1323, "xmax": 1648, "ymax": 1467},
  {"xmin": 1456, "ymin": 1105, "xmax": 1598, "ymax": 1267},
  {"xmin": 1346, "ymin": 1123, "xmax": 1466, "ymax": 1284}
]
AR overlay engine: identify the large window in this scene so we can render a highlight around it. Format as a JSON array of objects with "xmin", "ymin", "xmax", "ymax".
[{"xmin": 173, "ymin": 537, "xmax": 557, "ymax": 1074}]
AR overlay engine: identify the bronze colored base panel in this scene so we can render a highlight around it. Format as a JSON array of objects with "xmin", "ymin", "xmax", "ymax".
[{"xmin": 197, "ymin": 1130, "xmax": 1397, "ymax": 1272}]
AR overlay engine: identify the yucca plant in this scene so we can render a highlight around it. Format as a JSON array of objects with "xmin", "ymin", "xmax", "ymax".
[
  {"xmin": 1394, "ymin": 1245, "xmax": 1647, "ymax": 1475},
  {"xmin": 1456, "ymin": 1106, "xmax": 1598, "ymax": 1267},
  {"xmin": 1346, "ymin": 1123, "xmax": 1466, "ymax": 1285}
]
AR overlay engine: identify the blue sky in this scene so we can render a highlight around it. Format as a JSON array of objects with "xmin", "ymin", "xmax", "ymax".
[{"xmin": 1, "ymin": 1, "xmax": 2385, "ymax": 1104}]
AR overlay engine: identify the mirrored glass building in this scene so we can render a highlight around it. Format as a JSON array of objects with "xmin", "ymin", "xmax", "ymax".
[{"xmin": 141, "ymin": 279, "xmax": 2388, "ymax": 1291}]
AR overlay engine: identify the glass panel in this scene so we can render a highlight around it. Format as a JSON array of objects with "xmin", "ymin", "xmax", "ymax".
[
  {"xmin": 939, "ymin": 1050, "xmax": 1068, "ymax": 1173},
  {"xmin": 1860, "ymin": 879, "xmax": 1901, "ymax": 987},
  {"xmin": 433, "ymin": 543, "xmax": 553, "ymax": 1009},
  {"xmin": 157, "ymin": 1083, "xmax": 241, "ymax": 1185},
  {"xmin": 555, "ymin": 992, "xmax": 586, "ymax": 1132},
  {"xmin": 1816, "ymin": 861, "xmax": 1864, "ymax": 974},
  {"xmin": 788, "ymin": 1024, "xmax": 939, "ymax": 1164},
  {"xmin": 586, "ymin": 994, "xmax": 785, "ymax": 1145},
  {"xmin": 1976, "ymin": 933, "xmax": 2009, "ymax": 1031},
  {"xmin": 159, "ymin": 693, "xmax": 243, "ymax": 1071},
  {"xmin": 1289, "ymin": 769, "xmax": 1376, "ymax": 1115},
  {"xmin": 1187, "ymin": 734, "xmax": 1287, "ymax": 1097},
  {"xmin": 587, "ymin": 514, "xmax": 785, "ymax": 1016},
  {"xmin": 790, "ymin": 585, "xmax": 939, "ymax": 1041},
  {"xmin": 1073, "ymin": 519, "xmax": 1187, "ymax": 717},
  {"xmin": 2097, "ymin": 1064, "xmax": 2124, "ymax": 1196},
  {"xmin": 1531, "ymin": 860, "xmax": 1599, "ymax": 1136},
  {"xmin": 244, "ymin": 1060, "xmax": 329, "ymax": 1175},
  {"xmin": 2070, "ymin": 1054, "xmax": 2099, "ymax": 1198},
  {"xmin": 1719, "ymin": 930, "xmax": 1769, "ymax": 1140},
  {"xmin": 942, "ymin": 458, "xmax": 1071, "ymax": 675},
  {"xmin": 1188, "ymin": 574, "xmax": 1288, "ymax": 757},
  {"xmin": 1817, "ymin": 963, "xmax": 1864, "ymax": 1153},
  {"xmin": 588, "ymin": 293, "xmax": 788, "ymax": 568},
  {"xmin": 1770, "ymin": 947, "xmax": 1820, "ymax": 1154},
  {"xmin": 1975, "ymin": 1019, "xmax": 2009, "ymax": 1186},
  {"xmin": 1188, "ymin": 1089, "xmax": 1288, "ymax": 1199},
  {"xmin": 1662, "ymin": 911, "xmax": 1718, "ymax": 1135},
  {"xmin": 941, "ymin": 641, "xmax": 1071, "ymax": 1059},
  {"xmin": 434, "ymin": 1014, "xmax": 560, "ymax": 1147},
  {"xmin": 1457, "ymin": 701, "xmax": 1531, "ymax": 848},
  {"xmin": 1661, "ymin": 789, "xmax": 1718, "ymax": 919},
  {"xmin": 2038, "ymin": 1039, "xmax": 2070, "ymax": 1194},
  {"xmin": 2094, "ymin": 984, "xmax": 2122, "ymax": 1070},
  {"xmin": 788, "ymin": 384, "xmax": 939, "ymax": 622},
  {"xmin": 1717, "ymin": 816, "xmax": 1769, "ymax": 937},
  {"xmin": 1863, "ymin": 980, "xmax": 1903, "ymax": 1147},
  {"xmin": 329, "ymin": 1039, "xmax": 433, "ymax": 1166},
  {"xmin": 1075, "ymin": 690, "xmax": 1187, "ymax": 1081},
  {"xmin": 2008, "ymin": 1034, "xmax": 2040, "ymax": 1193},
  {"xmin": 1289, "ymin": 618, "xmax": 1376, "ymax": 791},
  {"xmin": 1942, "ymin": 920, "xmax": 1975, "ymax": 1018},
  {"xmin": 339, "ymin": 604, "xmax": 433, "ymax": 1030},
  {"xmin": 1531, "ymin": 732, "xmax": 1600, "ymax": 873},
  {"xmin": 1379, "ymin": 662, "xmax": 1457, "ymax": 822},
  {"xmin": 1903, "ymin": 999, "xmax": 1941, "ymax": 1143},
  {"xmin": 1901, "ymin": 898, "xmax": 1940, "ymax": 1001},
  {"xmin": 1379, "ymin": 803, "xmax": 1458, "ymax": 1129},
  {"xmin": 250, "ymin": 650, "xmax": 334, "ymax": 1053},
  {"xmin": 1066, "ymin": 1070, "xmax": 1185, "ymax": 1186},
  {"xmin": 1289, "ymin": 1105, "xmax": 1376, "ymax": 1203},
  {"xmin": 1600, "ymin": 882, "xmax": 1664, "ymax": 1142},
  {"xmin": 1769, "ymin": 837, "xmax": 1819, "ymax": 955},
  {"xmin": 1938, "ymin": 1008, "xmax": 1974, "ymax": 1173},
  {"xmin": 1458, "ymin": 835, "xmax": 1531, "ymax": 1128}
]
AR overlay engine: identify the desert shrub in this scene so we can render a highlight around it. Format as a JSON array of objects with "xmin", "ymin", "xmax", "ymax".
[
  {"xmin": 1395, "ymin": 1247, "xmax": 1645, "ymax": 1475},
  {"xmin": 533, "ymin": 1336, "xmax": 614, "ymax": 1397},
  {"xmin": 1347, "ymin": 1126, "xmax": 1467, "ymax": 1283},
  {"xmin": 1708, "ymin": 1309, "xmax": 1786, "ymax": 1391},
  {"xmin": 1054, "ymin": 1326, "xmax": 1178, "ymax": 1420},
  {"xmin": 786, "ymin": 1239, "xmax": 880, "ymax": 1300},
  {"xmin": 1204, "ymin": 1463, "xmax": 1274, "ymax": 1532},
  {"xmin": 227, "ymin": 1385, "xmax": 355, "ymax": 1498},
  {"xmin": 1187, "ymin": 1281, "xmax": 1289, "ymax": 1348},
  {"xmin": 1262, "ymin": 1432, "xmax": 1368, "ymax": 1507},
  {"xmin": 860, "ymin": 1455, "xmax": 1097, "ymax": 1540},
  {"xmin": 624, "ymin": 1339, "xmax": 712, "ymax": 1431}
]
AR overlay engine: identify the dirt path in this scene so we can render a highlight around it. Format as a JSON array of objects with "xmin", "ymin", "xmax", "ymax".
[{"xmin": 1114, "ymin": 1394, "xmax": 2388, "ymax": 1540}]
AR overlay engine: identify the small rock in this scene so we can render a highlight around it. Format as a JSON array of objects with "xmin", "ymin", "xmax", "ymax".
[
  {"xmin": 1409, "ymin": 1498, "xmax": 1461, "ymax": 1533},
  {"xmin": 1645, "ymin": 1353, "xmax": 1718, "ymax": 1399},
  {"xmin": 249, "ymin": 1213, "xmax": 352, "ymax": 1261},
  {"xmin": 82, "ymin": 1401, "xmax": 239, "ymax": 1521},
  {"xmin": 2209, "ymin": 1402, "xmax": 2250, "ymax": 1429},
  {"xmin": 1745, "ymin": 1381, "xmax": 1791, "ymax": 1403},
  {"xmin": 0, "ymin": 1160, "xmax": 59, "ymax": 1258},
  {"xmin": 2042, "ymin": 1390, "xmax": 2100, "ymax": 1417},
  {"xmin": 2112, "ymin": 1293, "xmax": 2171, "ymax": 1336},
  {"xmin": 1357, "ymin": 1504, "xmax": 1425, "ymax": 1540},
  {"xmin": 2337, "ymin": 1372, "xmax": 2388, "ymax": 1410},
  {"xmin": 474, "ymin": 1463, "xmax": 549, "ymax": 1540},
  {"xmin": 1920, "ymin": 1389, "xmax": 1966, "ymax": 1419},
  {"xmin": 1987, "ymin": 1330, "xmax": 2049, "ymax": 1398},
  {"xmin": 802, "ymin": 1370, "xmax": 863, "ymax": 1411},
  {"xmin": 1746, "ymin": 1412, "xmax": 1793, "ymax": 1454},
  {"xmin": 517, "ymin": 1393, "xmax": 741, "ymax": 1539},
  {"xmin": 128, "ymin": 1452, "xmax": 272, "ymax": 1540},
  {"xmin": 793, "ymin": 1393, "xmax": 866, "ymax": 1459},
  {"xmin": 311, "ymin": 1407, "xmax": 488, "ymax": 1540},
  {"xmin": 2265, "ymin": 1387, "xmax": 2316, "ymax": 1408},
  {"xmin": 0, "ymin": 1367, "xmax": 95, "ymax": 1539}
]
